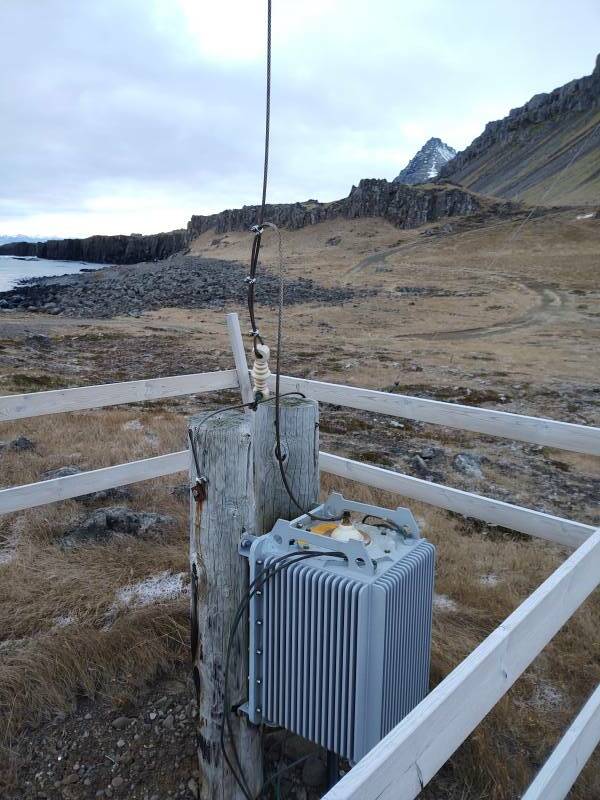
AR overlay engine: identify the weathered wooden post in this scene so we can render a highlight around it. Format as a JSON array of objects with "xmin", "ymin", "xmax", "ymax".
[
  {"xmin": 189, "ymin": 409, "xmax": 262, "ymax": 800},
  {"xmin": 189, "ymin": 314, "xmax": 321, "ymax": 798}
]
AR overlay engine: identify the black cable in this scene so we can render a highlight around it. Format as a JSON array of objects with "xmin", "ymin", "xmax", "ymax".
[
  {"xmin": 222, "ymin": 551, "xmax": 316, "ymax": 799},
  {"xmin": 221, "ymin": 549, "xmax": 347, "ymax": 799},
  {"xmin": 222, "ymin": 551, "xmax": 342, "ymax": 798},
  {"xmin": 187, "ymin": 392, "xmax": 306, "ymax": 481},
  {"xmin": 361, "ymin": 514, "xmax": 403, "ymax": 534},
  {"xmin": 256, "ymin": 753, "xmax": 314, "ymax": 799}
]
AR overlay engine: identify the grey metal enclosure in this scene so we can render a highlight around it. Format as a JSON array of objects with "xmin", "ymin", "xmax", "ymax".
[{"xmin": 241, "ymin": 493, "xmax": 435, "ymax": 762}]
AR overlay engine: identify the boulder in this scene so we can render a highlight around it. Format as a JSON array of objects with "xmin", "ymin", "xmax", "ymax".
[
  {"xmin": 453, "ymin": 453, "xmax": 484, "ymax": 480},
  {"xmin": 64, "ymin": 507, "xmax": 175, "ymax": 545},
  {"xmin": 41, "ymin": 465, "xmax": 81, "ymax": 480},
  {"xmin": 10, "ymin": 435, "xmax": 35, "ymax": 452}
]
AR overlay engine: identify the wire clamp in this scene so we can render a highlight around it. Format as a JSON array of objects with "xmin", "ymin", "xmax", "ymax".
[
  {"xmin": 250, "ymin": 224, "xmax": 263, "ymax": 236},
  {"xmin": 244, "ymin": 276, "xmax": 256, "ymax": 285}
]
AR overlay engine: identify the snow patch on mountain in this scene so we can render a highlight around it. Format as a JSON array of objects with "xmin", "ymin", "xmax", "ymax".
[{"xmin": 394, "ymin": 137, "xmax": 457, "ymax": 185}]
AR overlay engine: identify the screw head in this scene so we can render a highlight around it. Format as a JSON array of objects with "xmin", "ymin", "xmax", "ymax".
[{"xmin": 256, "ymin": 619, "xmax": 263, "ymax": 626}]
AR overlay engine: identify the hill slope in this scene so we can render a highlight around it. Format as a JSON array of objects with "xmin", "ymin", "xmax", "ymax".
[{"xmin": 440, "ymin": 54, "xmax": 600, "ymax": 205}]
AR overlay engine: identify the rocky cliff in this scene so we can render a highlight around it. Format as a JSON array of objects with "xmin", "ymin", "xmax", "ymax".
[
  {"xmin": 0, "ymin": 230, "xmax": 188, "ymax": 264},
  {"xmin": 187, "ymin": 179, "xmax": 486, "ymax": 238},
  {"xmin": 440, "ymin": 54, "xmax": 600, "ymax": 205},
  {"xmin": 1, "ymin": 181, "xmax": 497, "ymax": 265}
]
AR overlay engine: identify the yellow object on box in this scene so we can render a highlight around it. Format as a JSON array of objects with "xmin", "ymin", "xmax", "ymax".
[{"xmin": 310, "ymin": 522, "xmax": 337, "ymax": 536}]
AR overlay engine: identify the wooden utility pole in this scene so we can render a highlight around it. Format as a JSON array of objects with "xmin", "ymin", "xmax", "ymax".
[
  {"xmin": 189, "ymin": 315, "xmax": 320, "ymax": 798},
  {"xmin": 189, "ymin": 409, "xmax": 261, "ymax": 800}
]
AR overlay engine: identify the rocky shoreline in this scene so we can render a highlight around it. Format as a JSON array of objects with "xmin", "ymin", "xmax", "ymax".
[{"xmin": 0, "ymin": 255, "xmax": 366, "ymax": 318}]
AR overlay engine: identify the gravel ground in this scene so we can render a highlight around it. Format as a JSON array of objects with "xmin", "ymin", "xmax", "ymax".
[
  {"xmin": 0, "ymin": 256, "xmax": 368, "ymax": 319},
  {"xmin": 6, "ymin": 665, "xmax": 331, "ymax": 800}
]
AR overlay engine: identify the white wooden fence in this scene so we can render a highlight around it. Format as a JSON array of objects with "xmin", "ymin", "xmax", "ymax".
[{"xmin": 0, "ymin": 312, "xmax": 598, "ymax": 798}]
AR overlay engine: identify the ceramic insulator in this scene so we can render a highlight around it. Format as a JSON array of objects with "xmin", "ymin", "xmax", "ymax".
[{"xmin": 251, "ymin": 343, "xmax": 271, "ymax": 397}]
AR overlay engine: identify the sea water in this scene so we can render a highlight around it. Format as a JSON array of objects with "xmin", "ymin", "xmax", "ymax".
[{"xmin": 0, "ymin": 256, "xmax": 94, "ymax": 292}]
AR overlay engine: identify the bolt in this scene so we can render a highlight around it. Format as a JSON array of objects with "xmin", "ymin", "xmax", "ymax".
[
  {"xmin": 256, "ymin": 707, "xmax": 262, "ymax": 714},
  {"xmin": 257, "ymin": 560, "xmax": 263, "ymax": 566},
  {"xmin": 256, "ymin": 590, "xmax": 262, "ymax": 596},
  {"xmin": 256, "ymin": 649, "xmax": 262, "ymax": 655},
  {"xmin": 256, "ymin": 679, "xmax": 262, "ymax": 685},
  {"xmin": 256, "ymin": 619, "xmax": 263, "ymax": 626}
]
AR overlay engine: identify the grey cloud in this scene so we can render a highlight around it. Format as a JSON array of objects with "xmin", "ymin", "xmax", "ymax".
[{"xmin": 1, "ymin": 0, "xmax": 599, "ymax": 235}]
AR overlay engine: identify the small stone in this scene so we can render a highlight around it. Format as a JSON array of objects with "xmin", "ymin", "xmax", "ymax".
[
  {"xmin": 410, "ymin": 455, "xmax": 431, "ymax": 478},
  {"xmin": 111, "ymin": 716, "xmax": 132, "ymax": 730},
  {"xmin": 453, "ymin": 453, "xmax": 483, "ymax": 479},
  {"xmin": 111, "ymin": 775, "xmax": 124, "ymax": 788},
  {"xmin": 61, "ymin": 773, "xmax": 79, "ymax": 785},
  {"xmin": 163, "ymin": 713, "xmax": 175, "ymax": 730},
  {"xmin": 116, "ymin": 738, "xmax": 125, "ymax": 748},
  {"xmin": 149, "ymin": 712, "xmax": 157, "ymax": 721}
]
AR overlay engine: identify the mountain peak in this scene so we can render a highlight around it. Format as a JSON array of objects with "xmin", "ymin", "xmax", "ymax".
[{"xmin": 393, "ymin": 138, "xmax": 457, "ymax": 185}]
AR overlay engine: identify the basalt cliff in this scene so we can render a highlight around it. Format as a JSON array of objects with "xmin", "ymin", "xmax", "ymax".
[
  {"xmin": 440, "ymin": 54, "xmax": 600, "ymax": 204},
  {"xmin": 185, "ymin": 180, "xmax": 488, "ymax": 239},
  {"xmin": 0, "ymin": 230, "xmax": 188, "ymax": 265},
  {"xmin": 0, "ymin": 180, "xmax": 493, "ymax": 265}
]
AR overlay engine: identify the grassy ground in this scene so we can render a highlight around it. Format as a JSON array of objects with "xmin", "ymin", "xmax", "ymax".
[{"xmin": 0, "ymin": 209, "xmax": 599, "ymax": 798}]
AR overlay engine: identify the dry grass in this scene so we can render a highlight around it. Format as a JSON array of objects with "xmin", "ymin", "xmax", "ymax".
[{"xmin": 0, "ymin": 417, "xmax": 597, "ymax": 798}]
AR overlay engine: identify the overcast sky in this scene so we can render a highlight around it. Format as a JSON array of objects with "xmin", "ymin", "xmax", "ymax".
[{"xmin": 1, "ymin": 0, "xmax": 598, "ymax": 238}]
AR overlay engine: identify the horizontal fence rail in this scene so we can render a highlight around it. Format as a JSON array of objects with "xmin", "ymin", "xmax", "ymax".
[
  {"xmin": 0, "ymin": 369, "xmax": 239, "ymax": 422},
  {"xmin": 319, "ymin": 452, "xmax": 595, "ymax": 548},
  {"xmin": 522, "ymin": 683, "xmax": 600, "ymax": 800},
  {"xmin": 0, "ymin": 451, "xmax": 188, "ymax": 514},
  {"xmin": 322, "ymin": 527, "xmax": 600, "ymax": 800},
  {"xmin": 1, "ymin": 449, "xmax": 594, "ymax": 552},
  {"xmin": 277, "ymin": 376, "xmax": 600, "ymax": 456}
]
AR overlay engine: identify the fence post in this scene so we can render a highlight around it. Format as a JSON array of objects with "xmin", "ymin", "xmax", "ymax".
[
  {"xmin": 226, "ymin": 312, "xmax": 254, "ymax": 407},
  {"xmin": 189, "ymin": 409, "xmax": 262, "ymax": 800}
]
